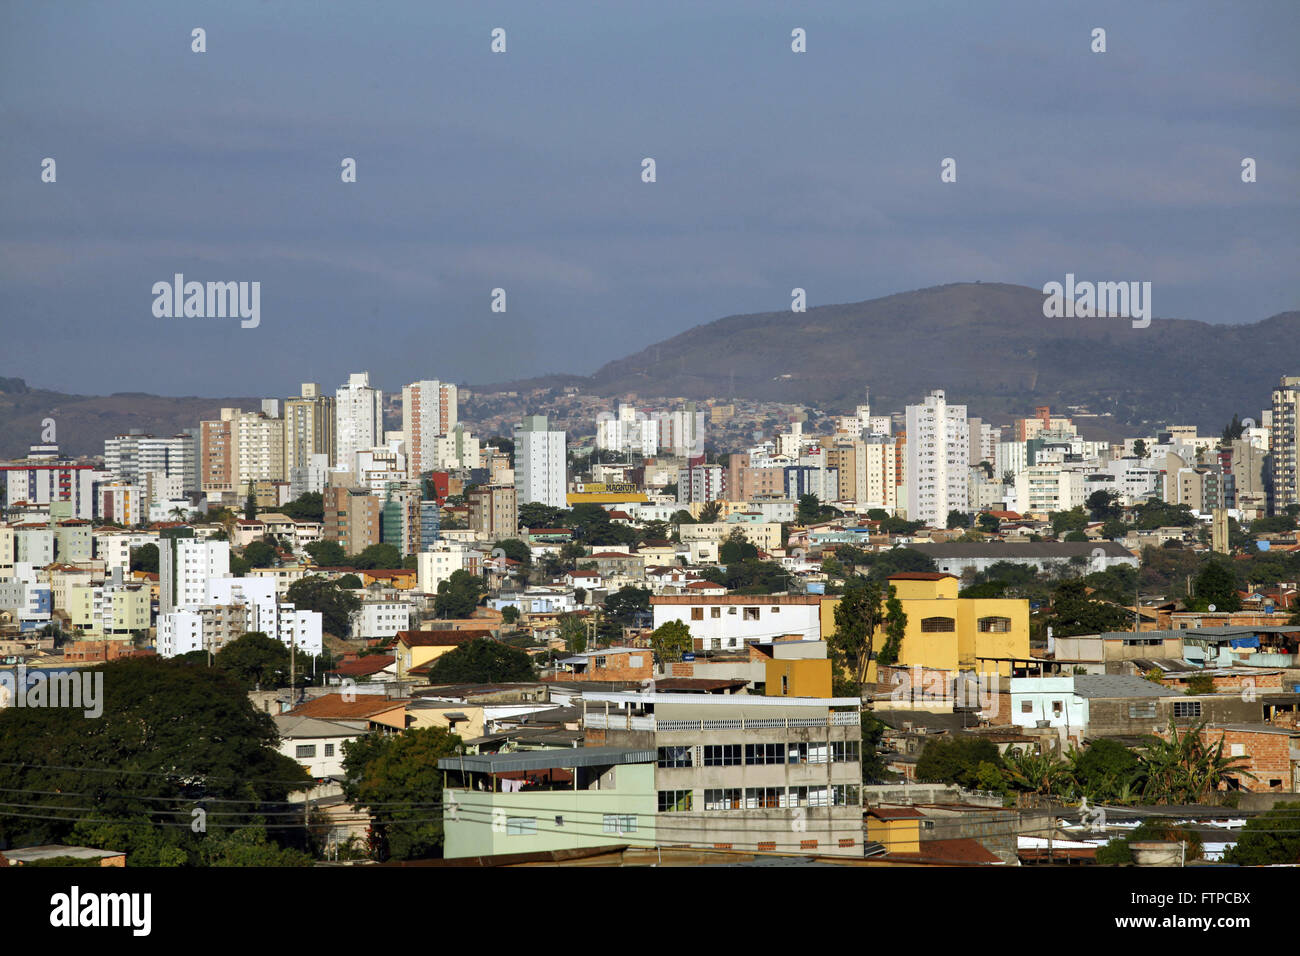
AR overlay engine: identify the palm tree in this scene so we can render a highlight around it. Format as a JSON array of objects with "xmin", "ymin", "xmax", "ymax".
[
  {"xmin": 1003, "ymin": 746, "xmax": 1075, "ymax": 797},
  {"xmin": 1138, "ymin": 720, "xmax": 1256, "ymax": 804}
]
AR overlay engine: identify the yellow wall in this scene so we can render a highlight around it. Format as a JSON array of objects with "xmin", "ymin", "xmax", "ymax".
[
  {"xmin": 764, "ymin": 658, "xmax": 833, "ymax": 698},
  {"xmin": 407, "ymin": 705, "xmax": 485, "ymax": 739},
  {"xmin": 867, "ymin": 816, "xmax": 920, "ymax": 854},
  {"xmin": 819, "ymin": 579, "xmax": 1029, "ymax": 682},
  {"xmin": 397, "ymin": 642, "xmax": 461, "ymax": 679}
]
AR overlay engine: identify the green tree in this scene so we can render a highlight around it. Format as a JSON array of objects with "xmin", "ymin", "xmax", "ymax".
[
  {"xmin": 975, "ymin": 512, "xmax": 1000, "ymax": 534},
  {"xmin": 286, "ymin": 575, "xmax": 362, "ymax": 637},
  {"xmin": 1224, "ymin": 802, "xmax": 1300, "ymax": 865},
  {"xmin": 500, "ymin": 605, "xmax": 520, "ymax": 625},
  {"xmin": 1069, "ymin": 738, "xmax": 1142, "ymax": 802},
  {"xmin": 828, "ymin": 578, "xmax": 895, "ymax": 696},
  {"xmin": 1050, "ymin": 507, "xmax": 1089, "ymax": 538},
  {"xmin": 336, "ymin": 573, "xmax": 364, "ymax": 589},
  {"xmin": 946, "ymin": 509, "xmax": 971, "ymax": 530},
  {"xmin": 129, "ymin": 543, "xmax": 159, "ymax": 574},
  {"xmin": 650, "ymin": 620, "xmax": 692, "ymax": 663},
  {"xmin": 559, "ymin": 614, "xmax": 587, "ymax": 654},
  {"xmin": 1086, "ymin": 490, "xmax": 1122, "ymax": 522},
  {"xmin": 352, "ymin": 543, "xmax": 403, "ymax": 570},
  {"xmin": 342, "ymin": 726, "xmax": 461, "ymax": 860},
  {"xmin": 1044, "ymin": 580, "xmax": 1132, "ymax": 637},
  {"xmin": 517, "ymin": 502, "xmax": 567, "ymax": 530},
  {"xmin": 698, "ymin": 500, "xmax": 723, "ymax": 523},
  {"xmin": 1138, "ymin": 720, "xmax": 1255, "ymax": 804},
  {"xmin": 242, "ymin": 538, "xmax": 279, "ymax": 568},
  {"xmin": 915, "ymin": 737, "xmax": 1003, "ymax": 789},
  {"xmin": 215, "ymin": 631, "xmax": 314, "ymax": 689},
  {"xmin": 0, "ymin": 657, "xmax": 311, "ymax": 860},
  {"xmin": 305, "ymin": 540, "xmax": 347, "ymax": 567},
  {"xmin": 719, "ymin": 528, "xmax": 759, "ymax": 564},
  {"xmin": 425, "ymin": 638, "xmax": 535, "ymax": 683},
  {"xmin": 434, "ymin": 569, "xmax": 487, "ymax": 619},
  {"xmin": 280, "ymin": 492, "xmax": 324, "ymax": 522},
  {"xmin": 1001, "ymin": 747, "xmax": 1074, "ymax": 796},
  {"xmin": 493, "ymin": 538, "xmax": 532, "ymax": 566},
  {"xmin": 243, "ymin": 481, "xmax": 257, "ymax": 520},
  {"xmin": 1191, "ymin": 560, "xmax": 1242, "ymax": 612}
]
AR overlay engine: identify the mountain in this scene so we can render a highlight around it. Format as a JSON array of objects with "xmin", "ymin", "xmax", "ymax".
[
  {"xmin": 0, "ymin": 379, "xmax": 261, "ymax": 460},
  {"xmin": 569, "ymin": 282, "xmax": 1297, "ymax": 431}
]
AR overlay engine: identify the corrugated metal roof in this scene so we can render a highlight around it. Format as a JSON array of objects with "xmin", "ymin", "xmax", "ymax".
[
  {"xmin": 1072, "ymin": 674, "xmax": 1175, "ymax": 699},
  {"xmin": 437, "ymin": 746, "xmax": 654, "ymax": 772}
]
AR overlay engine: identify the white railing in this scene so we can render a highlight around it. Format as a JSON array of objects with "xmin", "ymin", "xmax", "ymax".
[{"xmin": 585, "ymin": 712, "xmax": 862, "ymax": 731}]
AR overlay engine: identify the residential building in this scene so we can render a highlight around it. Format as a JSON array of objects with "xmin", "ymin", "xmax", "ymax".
[
  {"xmin": 159, "ymin": 536, "xmax": 230, "ymax": 613},
  {"xmin": 402, "ymin": 379, "xmax": 458, "ymax": 477},
  {"xmin": 467, "ymin": 483, "xmax": 518, "ymax": 539},
  {"xmin": 1270, "ymin": 375, "xmax": 1300, "ymax": 515},
  {"xmin": 323, "ymin": 487, "xmax": 380, "ymax": 555},
  {"xmin": 514, "ymin": 415, "xmax": 566, "ymax": 509},
  {"xmin": 335, "ymin": 372, "xmax": 383, "ymax": 472},
  {"xmin": 652, "ymin": 595, "xmax": 822, "ymax": 651},
  {"xmin": 905, "ymin": 390, "xmax": 970, "ymax": 526},
  {"xmin": 284, "ymin": 383, "xmax": 336, "ymax": 475}
]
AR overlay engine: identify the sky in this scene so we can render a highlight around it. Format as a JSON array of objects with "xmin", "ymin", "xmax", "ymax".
[{"xmin": 2, "ymin": 0, "xmax": 1297, "ymax": 397}]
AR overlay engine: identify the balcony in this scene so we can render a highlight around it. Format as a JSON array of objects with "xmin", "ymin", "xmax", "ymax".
[{"xmin": 585, "ymin": 711, "xmax": 860, "ymax": 731}]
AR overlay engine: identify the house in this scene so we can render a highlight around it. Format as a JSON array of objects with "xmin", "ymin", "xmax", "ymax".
[
  {"xmin": 274, "ymin": 714, "xmax": 367, "ymax": 778},
  {"xmin": 652, "ymin": 595, "xmax": 823, "ymax": 652},
  {"xmin": 1197, "ymin": 724, "xmax": 1300, "ymax": 792},
  {"xmin": 554, "ymin": 646, "xmax": 653, "ymax": 682},
  {"xmin": 285, "ymin": 693, "xmax": 407, "ymax": 731},
  {"xmin": 394, "ymin": 629, "xmax": 491, "ymax": 680}
]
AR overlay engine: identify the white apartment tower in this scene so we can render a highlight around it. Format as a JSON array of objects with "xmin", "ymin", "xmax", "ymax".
[
  {"xmin": 514, "ymin": 415, "xmax": 567, "ymax": 509},
  {"xmin": 335, "ymin": 372, "xmax": 383, "ymax": 472},
  {"xmin": 905, "ymin": 390, "xmax": 970, "ymax": 527},
  {"xmin": 159, "ymin": 536, "xmax": 230, "ymax": 614}
]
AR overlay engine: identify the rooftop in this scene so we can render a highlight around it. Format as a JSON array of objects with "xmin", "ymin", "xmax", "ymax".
[{"xmin": 438, "ymin": 746, "xmax": 654, "ymax": 773}]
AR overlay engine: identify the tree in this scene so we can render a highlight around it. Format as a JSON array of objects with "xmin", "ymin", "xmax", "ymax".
[
  {"xmin": 1050, "ymin": 507, "xmax": 1089, "ymax": 538},
  {"xmin": 286, "ymin": 575, "xmax": 362, "ymax": 637},
  {"xmin": 130, "ymin": 543, "xmax": 159, "ymax": 574},
  {"xmin": 1224, "ymin": 802, "xmax": 1300, "ymax": 865},
  {"xmin": 719, "ymin": 528, "xmax": 758, "ymax": 564},
  {"xmin": 0, "ymin": 657, "xmax": 311, "ymax": 860},
  {"xmin": 305, "ymin": 540, "xmax": 347, "ymax": 567},
  {"xmin": 1069, "ymin": 739, "xmax": 1142, "ymax": 802},
  {"xmin": 1133, "ymin": 439, "xmax": 1147, "ymax": 459},
  {"xmin": 425, "ymin": 638, "xmax": 535, "ymax": 683},
  {"xmin": 243, "ymin": 481, "xmax": 257, "ymax": 520},
  {"xmin": 280, "ymin": 492, "xmax": 324, "ymax": 522},
  {"xmin": 975, "ymin": 512, "xmax": 1000, "ymax": 533},
  {"xmin": 1001, "ymin": 747, "xmax": 1074, "ymax": 796},
  {"xmin": 1086, "ymin": 490, "xmax": 1122, "ymax": 523},
  {"xmin": 352, "ymin": 543, "xmax": 402, "ymax": 570},
  {"xmin": 559, "ymin": 614, "xmax": 587, "ymax": 654},
  {"xmin": 500, "ymin": 605, "xmax": 520, "ymax": 625},
  {"xmin": 916, "ymin": 737, "xmax": 1003, "ymax": 790},
  {"xmin": 1044, "ymin": 580, "xmax": 1131, "ymax": 637},
  {"xmin": 242, "ymin": 538, "xmax": 279, "ymax": 568},
  {"xmin": 1191, "ymin": 560, "xmax": 1242, "ymax": 612},
  {"xmin": 336, "ymin": 573, "xmax": 364, "ymax": 589},
  {"xmin": 797, "ymin": 494, "xmax": 823, "ymax": 524},
  {"xmin": 946, "ymin": 509, "xmax": 971, "ymax": 530},
  {"xmin": 434, "ymin": 569, "xmax": 487, "ymax": 619},
  {"xmin": 698, "ymin": 500, "xmax": 723, "ymax": 523},
  {"xmin": 1138, "ymin": 720, "xmax": 1255, "ymax": 804},
  {"xmin": 493, "ymin": 538, "xmax": 532, "ymax": 566},
  {"xmin": 342, "ymin": 726, "xmax": 461, "ymax": 861},
  {"xmin": 650, "ymin": 620, "xmax": 692, "ymax": 663},
  {"xmin": 828, "ymin": 578, "xmax": 892, "ymax": 697},
  {"xmin": 517, "ymin": 502, "xmax": 567, "ymax": 531},
  {"xmin": 215, "ymin": 632, "xmax": 313, "ymax": 689}
]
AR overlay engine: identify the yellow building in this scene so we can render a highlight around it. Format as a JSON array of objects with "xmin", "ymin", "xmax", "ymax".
[
  {"xmin": 395, "ymin": 629, "xmax": 490, "ymax": 680},
  {"xmin": 764, "ymin": 657, "xmax": 833, "ymax": 698},
  {"xmin": 866, "ymin": 807, "xmax": 923, "ymax": 854},
  {"xmin": 819, "ymin": 573, "xmax": 1029, "ymax": 682}
]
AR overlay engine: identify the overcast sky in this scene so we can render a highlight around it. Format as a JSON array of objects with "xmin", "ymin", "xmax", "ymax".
[{"xmin": 2, "ymin": 0, "xmax": 1297, "ymax": 397}]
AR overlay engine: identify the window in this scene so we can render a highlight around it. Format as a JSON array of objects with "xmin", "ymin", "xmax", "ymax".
[
  {"xmin": 657, "ymin": 746, "xmax": 692, "ymax": 768},
  {"xmin": 1021, "ymin": 700, "xmax": 1034, "ymax": 714},
  {"xmin": 691, "ymin": 607, "xmax": 704, "ymax": 621},
  {"xmin": 787, "ymin": 742, "xmax": 828, "ymax": 764},
  {"xmin": 771, "ymin": 606, "xmax": 780, "ymax": 613},
  {"xmin": 1173, "ymin": 700, "xmax": 1202, "ymax": 718},
  {"xmin": 744, "ymin": 607, "xmax": 760, "ymax": 621},
  {"xmin": 594, "ymin": 656, "xmax": 607, "ymax": 668},
  {"xmin": 1128, "ymin": 702, "xmax": 1157, "ymax": 719},
  {"xmin": 602, "ymin": 814, "xmax": 637, "ymax": 834},
  {"xmin": 295, "ymin": 745, "xmax": 317, "ymax": 758},
  {"xmin": 781, "ymin": 675, "xmax": 789, "ymax": 695},
  {"xmin": 743, "ymin": 787, "xmax": 782, "ymax": 809},
  {"xmin": 658, "ymin": 790, "xmax": 693, "ymax": 812},
  {"xmin": 831, "ymin": 741, "xmax": 859, "ymax": 763},
  {"xmin": 787, "ymin": 786, "xmax": 809, "ymax": 807},
  {"xmin": 978, "ymin": 616, "xmax": 1011, "ymax": 633},
  {"xmin": 744, "ymin": 743, "xmax": 785, "ymax": 765},
  {"xmin": 831, "ymin": 784, "xmax": 861, "ymax": 806},
  {"xmin": 324, "ymin": 744, "xmax": 335, "ymax": 757},
  {"xmin": 1051, "ymin": 701, "xmax": 1063, "ymax": 717},
  {"xmin": 921, "ymin": 617, "xmax": 955, "ymax": 633},
  {"xmin": 704, "ymin": 788, "xmax": 742, "ymax": 810},
  {"xmin": 806, "ymin": 787, "xmax": 830, "ymax": 807},
  {"xmin": 710, "ymin": 607, "xmax": 721, "ymax": 618},
  {"xmin": 703, "ymin": 744, "xmax": 742, "ymax": 766},
  {"xmin": 506, "ymin": 817, "xmax": 536, "ymax": 836}
]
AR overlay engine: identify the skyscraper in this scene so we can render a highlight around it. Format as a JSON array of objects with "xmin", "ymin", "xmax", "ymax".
[
  {"xmin": 284, "ymin": 383, "xmax": 336, "ymax": 474},
  {"xmin": 514, "ymin": 415, "xmax": 566, "ymax": 509},
  {"xmin": 1269, "ymin": 375, "xmax": 1300, "ymax": 515},
  {"xmin": 905, "ymin": 389, "xmax": 970, "ymax": 527},
  {"xmin": 335, "ymin": 372, "xmax": 383, "ymax": 472},
  {"xmin": 402, "ymin": 379, "xmax": 458, "ymax": 477}
]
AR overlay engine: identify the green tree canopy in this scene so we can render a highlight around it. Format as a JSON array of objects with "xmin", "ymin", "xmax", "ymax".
[
  {"xmin": 280, "ymin": 492, "xmax": 324, "ymax": 522},
  {"xmin": 1224, "ymin": 802, "xmax": 1300, "ymax": 865},
  {"xmin": 286, "ymin": 574, "xmax": 362, "ymax": 637},
  {"xmin": 425, "ymin": 638, "xmax": 535, "ymax": 683},
  {"xmin": 305, "ymin": 539, "xmax": 347, "ymax": 567},
  {"xmin": 129, "ymin": 542, "xmax": 159, "ymax": 574},
  {"xmin": 434, "ymin": 569, "xmax": 487, "ymax": 618},
  {"xmin": 650, "ymin": 620, "xmax": 692, "ymax": 662},
  {"xmin": 352, "ymin": 543, "xmax": 403, "ymax": 570}
]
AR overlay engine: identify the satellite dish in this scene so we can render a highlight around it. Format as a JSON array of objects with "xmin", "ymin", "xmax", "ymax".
[{"xmin": 1208, "ymin": 604, "xmax": 1216, "ymax": 612}]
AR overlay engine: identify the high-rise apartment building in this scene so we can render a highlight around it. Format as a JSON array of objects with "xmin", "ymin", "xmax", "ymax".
[
  {"xmin": 905, "ymin": 390, "xmax": 970, "ymax": 527},
  {"xmin": 159, "ymin": 535, "xmax": 230, "ymax": 613},
  {"xmin": 402, "ymin": 379, "xmax": 458, "ymax": 477},
  {"xmin": 284, "ymin": 383, "xmax": 336, "ymax": 474},
  {"xmin": 323, "ymin": 486, "xmax": 380, "ymax": 556},
  {"xmin": 335, "ymin": 372, "xmax": 383, "ymax": 472},
  {"xmin": 467, "ymin": 484, "xmax": 518, "ymax": 539},
  {"xmin": 1269, "ymin": 375, "xmax": 1300, "ymax": 515},
  {"xmin": 514, "ymin": 415, "xmax": 567, "ymax": 509}
]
